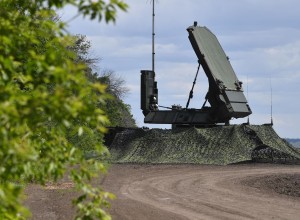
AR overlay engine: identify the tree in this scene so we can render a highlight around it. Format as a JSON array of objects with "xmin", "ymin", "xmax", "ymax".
[
  {"xmin": 99, "ymin": 70, "xmax": 136, "ymax": 127},
  {"xmin": 70, "ymin": 35, "xmax": 136, "ymax": 128},
  {"xmin": 0, "ymin": 0, "xmax": 128, "ymax": 219}
]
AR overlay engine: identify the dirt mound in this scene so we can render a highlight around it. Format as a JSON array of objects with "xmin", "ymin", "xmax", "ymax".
[
  {"xmin": 108, "ymin": 125, "xmax": 300, "ymax": 165},
  {"xmin": 242, "ymin": 173, "xmax": 300, "ymax": 198}
]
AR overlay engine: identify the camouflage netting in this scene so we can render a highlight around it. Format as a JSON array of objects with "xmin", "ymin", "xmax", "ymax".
[{"xmin": 108, "ymin": 125, "xmax": 300, "ymax": 165}]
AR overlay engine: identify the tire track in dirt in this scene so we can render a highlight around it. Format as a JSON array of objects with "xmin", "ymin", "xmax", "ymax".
[
  {"xmin": 115, "ymin": 165, "xmax": 300, "ymax": 220},
  {"xmin": 25, "ymin": 164, "xmax": 300, "ymax": 220}
]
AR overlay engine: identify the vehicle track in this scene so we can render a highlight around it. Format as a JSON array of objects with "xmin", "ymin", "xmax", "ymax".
[
  {"xmin": 104, "ymin": 164, "xmax": 300, "ymax": 220},
  {"xmin": 25, "ymin": 164, "xmax": 300, "ymax": 220}
]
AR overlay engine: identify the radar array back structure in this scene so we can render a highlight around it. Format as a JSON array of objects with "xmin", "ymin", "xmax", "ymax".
[{"xmin": 141, "ymin": 23, "xmax": 251, "ymax": 126}]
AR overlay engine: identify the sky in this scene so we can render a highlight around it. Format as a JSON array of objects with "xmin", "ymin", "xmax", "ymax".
[{"xmin": 60, "ymin": 0, "xmax": 300, "ymax": 138}]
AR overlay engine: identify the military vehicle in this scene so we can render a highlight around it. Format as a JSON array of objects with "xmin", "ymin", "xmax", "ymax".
[
  {"xmin": 141, "ymin": 21, "xmax": 251, "ymax": 126},
  {"xmin": 106, "ymin": 3, "xmax": 300, "ymax": 165}
]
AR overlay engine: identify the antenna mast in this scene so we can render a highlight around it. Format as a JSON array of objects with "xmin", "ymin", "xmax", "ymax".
[
  {"xmin": 152, "ymin": 0, "xmax": 155, "ymax": 72},
  {"xmin": 270, "ymin": 77, "xmax": 273, "ymax": 125},
  {"xmin": 246, "ymin": 74, "xmax": 250, "ymax": 124}
]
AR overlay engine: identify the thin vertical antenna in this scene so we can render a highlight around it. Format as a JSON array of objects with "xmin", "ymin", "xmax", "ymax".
[
  {"xmin": 152, "ymin": 0, "xmax": 155, "ymax": 72},
  {"xmin": 247, "ymin": 74, "xmax": 250, "ymax": 124},
  {"xmin": 270, "ymin": 76, "xmax": 273, "ymax": 125}
]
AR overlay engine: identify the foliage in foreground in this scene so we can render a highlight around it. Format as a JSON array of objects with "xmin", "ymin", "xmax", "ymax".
[{"xmin": 0, "ymin": 0, "xmax": 127, "ymax": 219}]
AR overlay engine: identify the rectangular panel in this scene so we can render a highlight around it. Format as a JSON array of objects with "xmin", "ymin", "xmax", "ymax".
[
  {"xmin": 231, "ymin": 102, "xmax": 250, "ymax": 113},
  {"xmin": 188, "ymin": 25, "xmax": 239, "ymax": 90},
  {"xmin": 224, "ymin": 90, "xmax": 247, "ymax": 103}
]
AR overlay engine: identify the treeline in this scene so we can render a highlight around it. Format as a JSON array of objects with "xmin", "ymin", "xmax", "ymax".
[
  {"xmin": 71, "ymin": 35, "xmax": 136, "ymax": 128},
  {"xmin": 67, "ymin": 35, "xmax": 136, "ymax": 153}
]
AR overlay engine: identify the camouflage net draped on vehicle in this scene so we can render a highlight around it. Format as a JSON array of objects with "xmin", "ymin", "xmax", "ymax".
[{"xmin": 108, "ymin": 125, "xmax": 300, "ymax": 165}]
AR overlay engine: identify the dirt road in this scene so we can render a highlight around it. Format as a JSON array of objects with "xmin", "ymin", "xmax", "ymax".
[{"xmin": 25, "ymin": 164, "xmax": 300, "ymax": 220}]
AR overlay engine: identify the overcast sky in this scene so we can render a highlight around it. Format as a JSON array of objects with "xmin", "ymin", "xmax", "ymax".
[{"xmin": 60, "ymin": 0, "xmax": 300, "ymax": 138}]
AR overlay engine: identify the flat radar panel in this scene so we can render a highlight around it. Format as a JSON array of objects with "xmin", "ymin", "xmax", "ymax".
[{"xmin": 187, "ymin": 26, "xmax": 239, "ymax": 90}]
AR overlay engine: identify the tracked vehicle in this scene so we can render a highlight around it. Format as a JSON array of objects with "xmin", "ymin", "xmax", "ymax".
[{"xmin": 141, "ymin": 22, "xmax": 251, "ymax": 126}]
